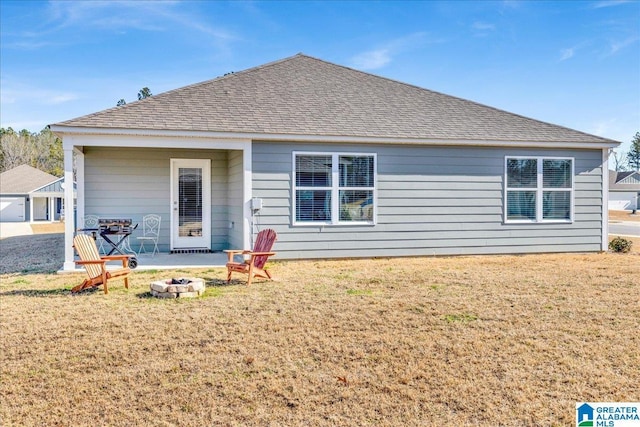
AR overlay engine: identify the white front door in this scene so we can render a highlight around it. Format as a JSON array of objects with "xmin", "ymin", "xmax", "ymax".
[{"xmin": 170, "ymin": 159, "xmax": 211, "ymax": 250}]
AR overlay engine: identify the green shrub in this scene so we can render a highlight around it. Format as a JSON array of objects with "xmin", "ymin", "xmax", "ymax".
[{"xmin": 609, "ymin": 237, "xmax": 633, "ymax": 253}]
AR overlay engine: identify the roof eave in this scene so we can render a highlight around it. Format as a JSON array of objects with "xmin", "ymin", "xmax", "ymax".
[{"xmin": 49, "ymin": 125, "xmax": 621, "ymax": 150}]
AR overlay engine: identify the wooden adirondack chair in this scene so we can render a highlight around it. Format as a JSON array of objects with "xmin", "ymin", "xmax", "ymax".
[
  {"xmin": 224, "ymin": 228, "xmax": 277, "ymax": 285},
  {"xmin": 71, "ymin": 233, "xmax": 131, "ymax": 294}
]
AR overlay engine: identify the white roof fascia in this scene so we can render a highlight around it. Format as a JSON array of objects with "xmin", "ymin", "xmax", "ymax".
[
  {"xmin": 50, "ymin": 125, "xmax": 621, "ymax": 150},
  {"xmin": 30, "ymin": 191, "xmax": 68, "ymax": 197},
  {"xmin": 57, "ymin": 132, "xmax": 252, "ymax": 151}
]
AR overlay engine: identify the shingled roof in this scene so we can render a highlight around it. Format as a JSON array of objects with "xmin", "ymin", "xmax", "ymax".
[
  {"xmin": 609, "ymin": 170, "xmax": 640, "ymax": 190},
  {"xmin": 0, "ymin": 164, "xmax": 60, "ymax": 194},
  {"xmin": 54, "ymin": 54, "xmax": 617, "ymax": 145}
]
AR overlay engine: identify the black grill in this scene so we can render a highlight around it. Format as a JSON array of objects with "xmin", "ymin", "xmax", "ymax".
[{"xmin": 98, "ymin": 219, "xmax": 133, "ymax": 234}]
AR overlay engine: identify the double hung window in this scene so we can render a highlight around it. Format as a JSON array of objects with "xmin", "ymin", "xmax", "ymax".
[
  {"xmin": 293, "ymin": 152, "xmax": 376, "ymax": 225},
  {"xmin": 505, "ymin": 157, "xmax": 573, "ymax": 222}
]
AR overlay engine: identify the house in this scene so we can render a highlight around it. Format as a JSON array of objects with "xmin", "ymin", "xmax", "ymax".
[
  {"xmin": 608, "ymin": 170, "xmax": 640, "ymax": 211},
  {"xmin": 576, "ymin": 403, "xmax": 594, "ymax": 426},
  {"xmin": 50, "ymin": 54, "xmax": 620, "ymax": 271},
  {"xmin": 0, "ymin": 164, "xmax": 72, "ymax": 223}
]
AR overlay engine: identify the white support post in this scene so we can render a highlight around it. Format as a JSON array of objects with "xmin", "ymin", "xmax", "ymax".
[
  {"xmin": 29, "ymin": 196, "xmax": 34, "ymax": 223},
  {"xmin": 242, "ymin": 143, "xmax": 252, "ymax": 250},
  {"xmin": 49, "ymin": 197, "xmax": 55, "ymax": 222},
  {"xmin": 63, "ymin": 147, "xmax": 76, "ymax": 270},
  {"xmin": 75, "ymin": 148, "xmax": 85, "ymax": 224},
  {"xmin": 602, "ymin": 148, "xmax": 610, "ymax": 251}
]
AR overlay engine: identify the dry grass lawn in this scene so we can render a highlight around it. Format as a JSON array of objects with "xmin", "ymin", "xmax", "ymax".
[
  {"xmin": 0, "ymin": 228, "xmax": 638, "ymax": 426},
  {"xmin": 609, "ymin": 210, "xmax": 640, "ymax": 222}
]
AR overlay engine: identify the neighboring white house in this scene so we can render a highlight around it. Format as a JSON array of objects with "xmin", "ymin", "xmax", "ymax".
[
  {"xmin": 609, "ymin": 170, "xmax": 640, "ymax": 211},
  {"xmin": 0, "ymin": 164, "xmax": 74, "ymax": 222},
  {"xmin": 50, "ymin": 54, "xmax": 621, "ymax": 271}
]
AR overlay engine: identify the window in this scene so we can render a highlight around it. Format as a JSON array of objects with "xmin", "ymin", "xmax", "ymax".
[
  {"xmin": 505, "ymin": 157, "xmax": 573, "ymax": 222},
  {"xmin": 294, "ymin": 152, "xmax": 376, "ymax": 224}
]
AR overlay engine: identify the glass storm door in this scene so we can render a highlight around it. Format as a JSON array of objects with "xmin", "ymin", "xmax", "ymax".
[{"xmin": 171, "ymin": 159, "xmax": 211, "ymax": 250}]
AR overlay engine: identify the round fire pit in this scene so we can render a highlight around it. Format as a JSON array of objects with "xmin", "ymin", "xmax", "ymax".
[{"xmin": 150, "ymin": 277, "xmax": 205, "ymax": 298}]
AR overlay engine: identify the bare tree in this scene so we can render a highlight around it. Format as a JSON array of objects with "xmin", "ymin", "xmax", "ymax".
[
  {"xmin": 627, "ymin": 132, "xmax": 640, "ymax": 171},
  {"xmin": 0, "ymin": 130, "xmax": 31, "ymax": 171},
  {"xmin": 611, "ymin": 150, "xmax": 627, "ymax": 171},
  {"xmin": 0, "ymin": 127, "xmax": 63, "ymax": 175}
]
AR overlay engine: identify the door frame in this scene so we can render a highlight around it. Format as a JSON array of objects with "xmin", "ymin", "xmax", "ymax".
[{"xmin": 170, "ymin": 158, "xmax": 211, "ymax": 250}]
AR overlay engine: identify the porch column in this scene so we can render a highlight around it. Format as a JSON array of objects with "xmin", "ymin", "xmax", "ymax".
[
  {"xmin": 63, "ymin": 146, "xmax": 84, "ymax": 271},
  {"xmin": 63, "ymin": 147, "xmax": 76, "ymax": 270},
  {"xmin": 242, "ymin": 142, "xmax": 252, "ymax": 250},
  {"xmin": 602, "ymin": 148, "xmax": 610, "ymax": 252},
  {"xmin": 49, "ymin": 197, "xmax": 55, "ymax": 222},
  {"xmin": 75, "ymin": 148, "xmax": 85, "ymax": 224},
  {"xmin": 29, "ymin": 195, "xmax": 34, "ymax": 223}
]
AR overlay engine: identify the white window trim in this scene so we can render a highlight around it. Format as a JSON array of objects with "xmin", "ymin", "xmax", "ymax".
[
  {"xmin": 504, "ymin": 156, "xmax": 575, "ymax": 224},
  {"xmin": 292, "ymin": 151, "xmax": 377, "ymax": 226}
]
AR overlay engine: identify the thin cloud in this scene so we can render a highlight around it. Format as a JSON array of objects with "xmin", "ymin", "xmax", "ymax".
[
  {"xmin": 350, "ymin": 49, "xmax": 392, "ymax": 70},
  {"xmin": 13, "ymin": 1, "xmax": 236, "ymax": 43},
  {"xmin": 44, "ymin": 93, "xmax": 80, "ymax": 105},
  {"xmin": 472, "ymin": 21, "xmax": 496, "ymax": 36},
  {"xmin": 1, "ymin": 40, "xmax": 58, "ymax": 50},
  {"xmin": 591, "ymin": 0, "xmax": 633, "ymax": 9},
  {"xmin": 590, "ymin": 118, "xmax": 618, "ymax": 137},
  {"xmin": 558, "ymin": 40, "xmax": 593, "ymax": 61},
  {"xmin": 349, "ymin": 32, "xmax": 436, "ymax": 70},
  {"xmin": 46, "ymin": 1, "xmax": 176, "ymax": 31},
  {"xmin": 471, "ymin": 22, "xmax": 496, "ymax": 37},
  {"xmin": 560, "ymin": 48, "xmax": 575, "ymax": 61},
  {"xmin": 0, "ymin": 81, "xmax": 79, "ymax": 107},
  {"xmin": 472, "ymin": 22, "xmax": 495, "ymax": 31},
  {"xmin": 608, "ymin": 35, "xmax": 640, "ymax": 55}
]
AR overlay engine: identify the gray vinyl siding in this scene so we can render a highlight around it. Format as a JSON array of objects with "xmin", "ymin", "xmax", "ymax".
[
  {"xmin": 83, "ymin": 147, "xmax": 234, "ymax": 252},
  {"xmin": 34, "ymin": 180, "xmax": 64, "ymax": 193},
  {"xmin": 252, "ymin": 142, "xmax": 604, "ymax": 259}
]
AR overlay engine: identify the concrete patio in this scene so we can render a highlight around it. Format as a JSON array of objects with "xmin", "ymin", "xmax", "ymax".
[
  {"xmin": 133, "ymin": 251, "xmax": 229, "ymax": 270},
  {"xmin": 60, "ymin": 251, "xmax": 229, "ymax": 274}
]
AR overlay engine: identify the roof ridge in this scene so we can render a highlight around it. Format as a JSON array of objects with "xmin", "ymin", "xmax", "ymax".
[
  {"xmin": 57, "ymin": 53, "xmax": 308, "ymax": 125},
  {"xmin": 148, "ymin": 53, "xmax": 307, "ymax": 98}
]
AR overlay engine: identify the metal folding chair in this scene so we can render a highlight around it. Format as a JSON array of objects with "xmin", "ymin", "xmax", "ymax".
[
  {"xmin": 136, "ymin": 214, "xmax": 161, "ymax": 256},
  {"xmin": 81, "ymin": 215, "xmax": 105, "ymax": 254}
]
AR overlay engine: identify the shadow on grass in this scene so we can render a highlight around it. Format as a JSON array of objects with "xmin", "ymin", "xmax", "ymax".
[
  {"xmin": 206, "ymin": 277, "xmax": 239, "ymax": 287},
  {"xmin": 0, "ymin": 288, "xmax": 72, "ymax": 297}
]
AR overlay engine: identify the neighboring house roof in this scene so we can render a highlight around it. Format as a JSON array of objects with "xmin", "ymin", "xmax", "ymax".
[
  {"xmin": 609, "ymin": 170, "xmax": 640, "ymax": 191},
  {"xmin": 53, "ymin": 54, "xmax": 618, "ymax": 147},
  {"xmin": 0, "ymin": 164, "xmax": 61, "ymax": 194}
]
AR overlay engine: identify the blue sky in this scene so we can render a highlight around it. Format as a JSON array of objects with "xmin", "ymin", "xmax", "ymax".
[{"xmin": 1, "ymin": 0, "xmax": 639, "ymax": 155}]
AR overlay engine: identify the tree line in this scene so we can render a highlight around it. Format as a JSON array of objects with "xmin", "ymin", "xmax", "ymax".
[{"xmin": 0, "ymin": 127, "xmax": 63, "ymax": 176}]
